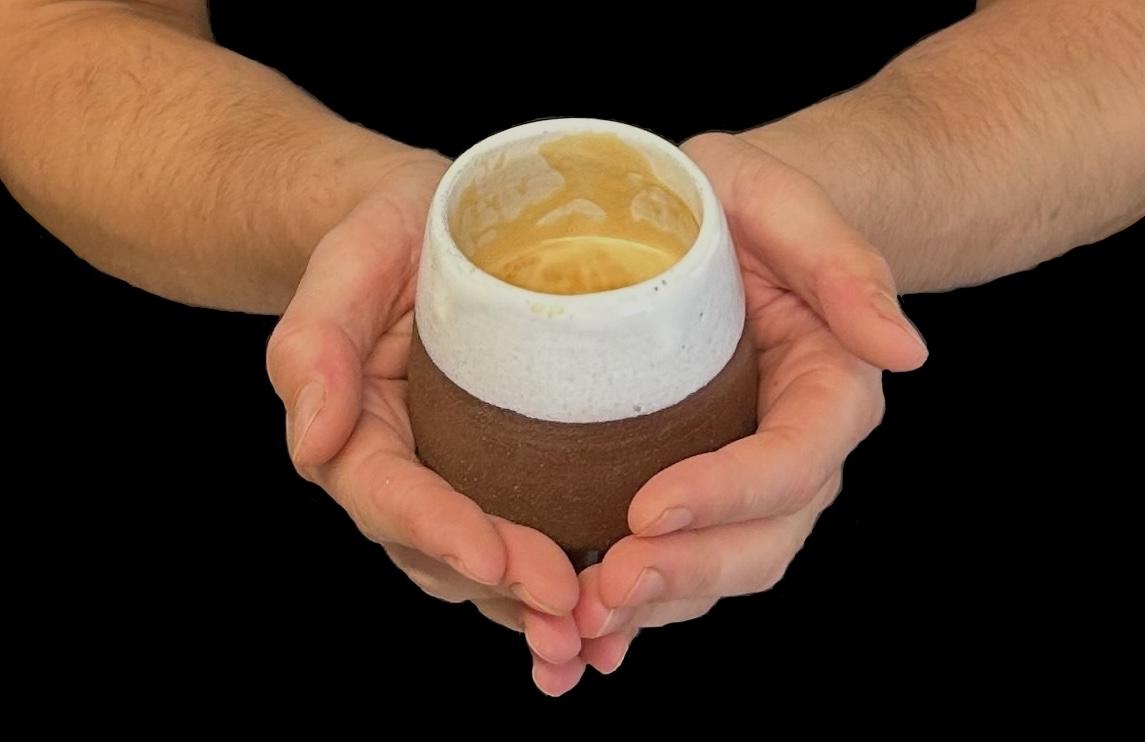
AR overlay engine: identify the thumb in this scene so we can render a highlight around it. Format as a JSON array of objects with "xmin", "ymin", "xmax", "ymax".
[
  {"xmin": 266, "ymin": 196, "xmax": 420, "ymax": 468},
  {"xmin": 266, "ymin": 319, "xmax": 362, "ymax": 470},
  {"xmin": 683, "ymin": 133, "xmax": 927, "ymax": 372}
]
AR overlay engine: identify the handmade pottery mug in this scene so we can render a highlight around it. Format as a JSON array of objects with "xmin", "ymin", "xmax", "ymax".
[{"xmin": 408, "ymin": 118, "xmax": 757, "ymax": 568}]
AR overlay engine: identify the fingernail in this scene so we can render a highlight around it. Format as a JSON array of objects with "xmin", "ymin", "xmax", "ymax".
[
  {"xmin": 511, "ymin": 583, "xmax": 566, "ymax": 616},
  {"xmin": 530, "ymin": 663, "xmax": 548, "ymax": 696},
  {"xmin": 622, "ymin": 568, "xmax": 666, "ymax": 606},
  {"xmin": 530, "ymin": 663, "xmax": 560, "ymax": 698},
  {"xmin": 525, "ymin": 634, "xmax": 560, "ymax": 665},
  {"xmin": 599, "ymin": 643, "xmax": 631, "ymax": 675},
  {"xmin": 637, "ymin": 507, "xmax": 693, "ymax": 537},
  {"xmin": 290, "ymin": 381, "xmax": 325, "ymax": 462},
  {"xmin": 872, "ymin": 290, "xmax": 928, "ymax": 354},
  {"xmin": 443, "ymin": 554, "xmax": 499, "ymax": 586},
  {"xmin": 596, "ymin": 609, "xmax": 622, "ymax": 638}
]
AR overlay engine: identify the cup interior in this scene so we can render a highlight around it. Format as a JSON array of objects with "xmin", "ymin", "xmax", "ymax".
[{"xmin": 446, "ymin": 130, "xmax": 705, "ymax": 295}]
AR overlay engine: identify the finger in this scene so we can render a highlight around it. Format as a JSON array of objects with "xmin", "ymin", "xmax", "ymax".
[
  {"xmin": 473, "ymin": 598, "xmax": 524, "ymax": 632},
  {"xmin": 531, "ymin": 654, "xmax": 586, "ymax": 698},
  {"xmin": 524, "ymin": 610, "xmax": 582, "ymax": 665},
  {"xmin": 581, "ymin": 627, "xmax": 639, "ymax": 675},
  {"xmin": 391, "ymin": 517, "xmax": 581, "ymax": 617},
  {"xmin": 384, "ymin": 543, "xmax": 500, "ymax": 604},
  {"xmin": 266, "ymin": 196, "xmax": 421, "ymax": 467},
  {"xmin": 317, "ymin": 413, "xmax": 507, "ymax": 585},
  {"xmin": 573, "ymin": 564, "xmax": 636, "ymax": 639},
  {"xmin": 629, "ymin": 342, "xmax": 875, "ymax": 534},
  {"xmin": 600, "ymin": 502, "xmax": 826, "ymax": 608},
  {"xmin": 266, "ymin": 320, "xmax": 362, "ymax": 469},
  {"xmin": 493, "ymin": 518, "xmax": 580, "ymax": 617},
  {"xmin": 683, "ymin": 133, "xmax": 927, "ymax": 371}
]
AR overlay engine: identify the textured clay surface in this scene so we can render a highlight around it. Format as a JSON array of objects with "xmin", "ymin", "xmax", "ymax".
[{"xmin": 408, "ymin": 326, "xmax": 758, "ymax": 565}]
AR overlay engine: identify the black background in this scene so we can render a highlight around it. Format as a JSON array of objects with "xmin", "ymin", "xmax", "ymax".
[{"xmin": 8, "ymin": 1, "xmax": 1142, "ymax": 708}]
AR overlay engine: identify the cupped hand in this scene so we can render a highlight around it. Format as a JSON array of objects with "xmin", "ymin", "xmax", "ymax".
[
  {"xmin": 563, "ymin": 133, "xmax": 929, "ymax": 686},
  {"xmin": 265, "ymin": 150, "xmax": 581, "ymax": 692}
]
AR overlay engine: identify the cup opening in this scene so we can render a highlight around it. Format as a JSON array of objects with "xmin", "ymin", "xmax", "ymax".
[{"xmin": 446, "ymin": 130, "xmax": 705, "ymax": 296}]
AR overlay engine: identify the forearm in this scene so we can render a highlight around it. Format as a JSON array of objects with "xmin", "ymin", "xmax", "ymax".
[
  {"xmin": 748, "ymin": 0, "xmax": 1145, "ymax": 293},
  {"xmin": 0, "ymin": 3, "xmax": 432, "ymax": 313}
]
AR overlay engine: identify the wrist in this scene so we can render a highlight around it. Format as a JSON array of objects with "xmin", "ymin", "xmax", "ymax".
[
  {"xmin": 273, "ymin": 120, "xmax": 446, "ymax": 303},
  {"xmin": 742, "ymin": 93, "xmax": 875, "ymax": 236},
  {"xmin": 740, "ymin": 91, "xmax": 926, "ymax": 292}
]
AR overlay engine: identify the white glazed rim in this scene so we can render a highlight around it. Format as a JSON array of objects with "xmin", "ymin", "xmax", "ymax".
[{"xmin": 427, "ymin": 117, "xmax": 722, "ymax": 307}]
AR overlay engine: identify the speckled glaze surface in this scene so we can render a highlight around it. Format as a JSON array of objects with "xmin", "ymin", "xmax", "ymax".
[
  {"xmin": 409, "ymin": 118, "xmax": 756, "ymax": 559},
  {"xmin": 415, "ymin": 118, "xmax": 745, "ymax": 424}
]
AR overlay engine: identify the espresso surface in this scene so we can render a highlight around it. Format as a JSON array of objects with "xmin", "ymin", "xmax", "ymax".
[
  {"xmin": 455, "ymin": 134, "xmax": 698, "ymax": 294},
  {"xmin": 408, "ymin": 326, "xmax": 758, "ymax": 561}
]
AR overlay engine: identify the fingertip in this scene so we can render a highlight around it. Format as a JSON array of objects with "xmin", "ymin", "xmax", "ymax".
[
  {"xmin": 868, "ymin": 291, "xmax": 929, "ymax": 371},
  {"xmin": 888, "ymin": 337, "xmax": 929, "ymax": 372},
  {"xmin": 582, "ymin": 630, "xmax": 637, "ymax": 675},
  {"xmin": 451, "ymin": 517, "xmax": 509, "ymax": 587},
  {"xmin": 531, "ymin": 655, "xmax": 586, "ymax": 698},
  {"xmin": 596, "ymin": 538, "xmax": 649, "ymax": 609},
  {"xmin": 524, "ymin": 611, "xmax": 582, "ymax": 665},
  {"xmin": 269, "ymin": 322, "xmax": 363, "ymax": 467},
  {"xmin": 493, "ymin": 519, "xmax": 580, "ymax": 615},
  {"xmin": 627, "ymin": 472, "xmax": 672, "ymax": 535},
  {"xmin": 818, "ymin": 272, "xmax": 929, "ymax": 372},
  {"xmin": 572, "ymin": 565, "xmax": 605, "ymax": 633},
  {"xmin": 627, "ymin": 454, "xmax": 707, "ymax": 535},
  {"xmin": 534, "ymin": 567, "xmax": 579, "ymax": 616},
  {"xmin": 574, "ymin": 565, "xmax": 636, "ymax": 638}
]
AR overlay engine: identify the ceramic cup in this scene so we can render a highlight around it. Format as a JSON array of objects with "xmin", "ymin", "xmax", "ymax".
[{"xmin": 408, "ymin": 118, "xmax": 757, "ymax": 568}]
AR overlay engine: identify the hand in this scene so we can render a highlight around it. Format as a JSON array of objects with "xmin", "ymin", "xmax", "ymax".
[
  {"xmin": 559, "ymin": 133, "xmax": 929, "ymax": 690},
  {"xmin": 265, "ymin": 150, "xmax": 581, "ymax": 687}
]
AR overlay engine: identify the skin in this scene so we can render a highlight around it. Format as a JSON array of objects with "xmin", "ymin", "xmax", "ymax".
[{"xmin": 2, "ymin": 0, "xmax": 1142, "ymax": 696}]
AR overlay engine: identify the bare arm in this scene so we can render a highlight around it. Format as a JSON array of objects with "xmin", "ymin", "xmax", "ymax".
[
  {"xmin": 0, "ymin": 0, "xmax": 438, "ymax": 313},
  {"xmin": 747, "ymin": 0, "xmax": 1145, "ymax": 293}
]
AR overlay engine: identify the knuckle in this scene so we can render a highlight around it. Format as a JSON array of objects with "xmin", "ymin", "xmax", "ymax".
[
  {"xmin": 834, "ymin": 360, "xmax": 886, "ymax": 435},
  {"xmin": 676, "ymin": 598, "xmax": 719, "ymax": 624},
  {"xmin": 350, "ymin": 458, "xmax": 417, "ymax": 546},
  {"xmin": 825, "ymin": 472, "xmax": 844, "ymax": 503},
  {"xmin": 265, "ymin": 321, "xmax": 308, "ymax": 381},
  {"xmin": 343, "ymin": 487, "xmax": 392, "ymax": 546},
  {"xmin": 680, "ymin": 131, "xmax": 737, "ymax": 160},
  {"xmin": 760, "ymin": 425, "xmax": 822, "ymax": 510},
  {"xmin": 266, "ymin": 321, "xmax": 349, "ymax": 396},
  {"xmin": 397, "ymin": 494, "xmax": 454, "ymax": 550},
  {"xmin": 694, "ymin": 598, "xmax": 719, "ymax": 621},
  {"xmin": 291, "ymin": 458, "xmax": 319, "ymax": 484},
  {"xmin": 760, "ymin": 562, "xmax": 790, "ymax": 593},
  {"xmin": 755, "ymin": 526, "xmax": 815, "ymax": 595},
  {"xmin": 869, "ymin": 390, "xmax": 887, "ymax": 432},
  {"xmin": 806, "ymin": 478, "xmax": 842, "ymax": 515},
  {"xmin": 352, "ymin": 514, "xmax": 387, "ymax": 546}
]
